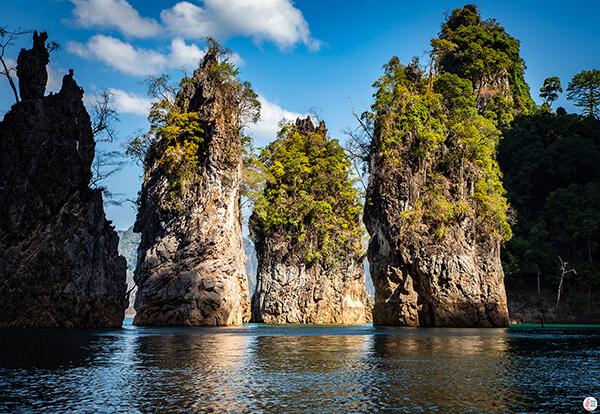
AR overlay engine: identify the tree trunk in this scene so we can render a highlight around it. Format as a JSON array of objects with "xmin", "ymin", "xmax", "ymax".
[
  {"xmin": 0, "ymin": 56, "xmax": 19, "ymax": 103},
  {"xmin": 555, "ymin": 273, "xmax": 563, "ymax": 321}
]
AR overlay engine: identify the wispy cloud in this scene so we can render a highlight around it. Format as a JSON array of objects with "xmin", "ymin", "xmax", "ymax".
[
  {"xmin": 69, "ymin": 0, "xmax": 321, "ymax": 50},
  {"xmin": 108, "ymin": 88, "xmax": 153, "ymax": 117},
  {"xmin": 67, "ymin": 35, "xmax": 205, "ymax": 76},
  {"xmin": 69, "ymin": 0, "xmax": 161, "ymax": 38},
  {"xmin": 248, "ymin": 94, "xmax": 306, "ymax": 141}
]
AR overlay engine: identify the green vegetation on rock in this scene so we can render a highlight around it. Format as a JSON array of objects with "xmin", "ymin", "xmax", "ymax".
[
  {"xmin": 251, "ymin": 118, "xmax": 363, "ymax": 266},
  {"xmin": 127, "ymin": 39, "xmax": 260, "ymax": 205},
  {"xmin": 368, "ymin": 5, "xmax": 518, "ymax": 242},
  {"xmin": 432, "ymin": 4, "xmax": 534, "ymax": 128}
]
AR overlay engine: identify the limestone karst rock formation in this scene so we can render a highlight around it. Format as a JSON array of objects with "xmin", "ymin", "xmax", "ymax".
[
  {"xmin": 0, "ymin": 32, "xmax": 127, "ymax": 328},
  {"xmin": 364, "ymin": 181, "xmax": 510, "ymax": 328},
  {"xmin": 133, "ymin": 50, "xmax": 251, "ymax": 326},
  {"xmin": 250, "ymin": 117, "xmax": 367, "ymax": 324},
  {"xmin": 364, "ymin": 70, "xmax": 511, "ymax": 328}
]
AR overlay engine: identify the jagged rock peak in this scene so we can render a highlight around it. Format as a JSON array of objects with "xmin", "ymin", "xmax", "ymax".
[
  {"xmin": 16, "ymin": 31, "xmax": 50, "ymax": 101},
  {"xmin": 59, "ymin": 69, "xmax": 83, "ymax": 100},
  {"xmin": 0, "ymin": 32, "xmax": 127, "ymax": 328},
  {"xmin": 294, "ymin": 116, "xmax": 326, "ymax": 136}
]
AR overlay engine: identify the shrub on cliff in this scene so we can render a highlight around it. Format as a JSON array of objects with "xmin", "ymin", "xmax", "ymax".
[
  {"xmin": 251, "ymin": 118, "xmax": 363, "ymax": 267},
  {"xmin": 432, "ymin": 4, "xmax": 534, "ymax": 127},
  {"xmin": 369, "ymin": 56, "xmax": 511, "ymax": 242},
  {"xmin": 126, "ymin": 39, "xmax": 260, "ymax": 203}
]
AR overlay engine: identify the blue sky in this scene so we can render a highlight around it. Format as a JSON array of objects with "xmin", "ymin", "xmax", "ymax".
[{"xmin": 2, "ymin": 0, "xmax": 599, "ymax": 230}]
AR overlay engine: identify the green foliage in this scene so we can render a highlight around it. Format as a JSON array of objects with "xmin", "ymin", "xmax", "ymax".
[
  {"xmin": 126, "ymin": 38, "xmax": 260, "ymax": 206},
  {"xmin": 204, "ymin": 37, "xmax": 261, "ymax": 134},
  {"xmin": 252, "ymin": 119, "xmax": 363, "ymax": 267},
  {"xmin": 433, "ymin": 4, "xmax": 534, "ymax": 121},
  {"xmin": 143, "ymin": 79, "xmax": 205, "ymax": 198},
  {"xmin": 499, "ymin": 111, "xmax": 600, "ymax": 291},
  {"xmin": 433, "ymin": 73, "xmax": 475, "ymax": 118},
  {"xmin": 371, "ymin": 57, "xmax": 444, "ymax": 161},
  {"xmin": 567, "ymin": 69, "xmax": 600, "ymax": 117},
  {"xmin": 369, "ymin": 54, "xmax": 511, "ymax": 242},
  {"xmin": 241, "ymin": 134, "xmax": 268, "ymax": 207},
  {"xmin": 540, "ymin": 76, "xmax": 563, "ymax": 107}
]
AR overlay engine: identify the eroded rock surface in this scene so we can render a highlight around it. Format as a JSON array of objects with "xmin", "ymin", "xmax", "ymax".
[
  {"xmin": 133, "ymin": 52, "xmax": 250, "ymax": 326},
  {"xmin": 364, "ymin": 133, "xmax": 510, "ymax": 328},
  {"xmin": 0, "ymin": 33, "xmax": 127, "ymax": 328}
]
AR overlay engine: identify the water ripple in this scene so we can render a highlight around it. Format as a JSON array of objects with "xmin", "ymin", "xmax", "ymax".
[{"xmin": 0, "ymin": 325, "xmax": 599, "ymax": 413}]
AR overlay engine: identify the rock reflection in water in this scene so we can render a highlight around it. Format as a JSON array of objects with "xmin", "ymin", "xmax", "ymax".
[
  {"xmin": 248, "ymin": 333, "xmax": 373, "ymax": 413},
  {"xmin": 1, "ymin": 325, "xmax": 600, "ymax": 413},
  {"xmin": 363, "ymin": 328, "xmax": 516, "ymax": 412},
  {"xmin": 118, "ymin": 327, "xmax": 255, "ymax": 413}
]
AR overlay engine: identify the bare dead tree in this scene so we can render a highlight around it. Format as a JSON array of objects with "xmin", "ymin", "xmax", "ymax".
[
  {"xmin": 0, "ymin": 26, "xmax": 30, "ymax": 103},
  {"xmin": 88, "ymin": 89, "xmax": 127, "ymax": 205},
  {"xmin": 91, "ymin": 88, "xmax": 119, "ymax": 143},
  {"xmin": 90, "ymin": 150, "xmax": 127, "ymax": 205},
  {"xmin": 555, "ymin": 256, "xmax": 577, "ymax": 319},
  {"xmin": 307, "ymin": 106, "xmax": 323, "ymax": 124},
  {"xmin": 343, "ymin": 101, "xmax": 373, "ymax": 191}
]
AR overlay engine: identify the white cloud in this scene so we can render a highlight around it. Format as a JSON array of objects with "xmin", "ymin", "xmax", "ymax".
[
  {"xmin": 162, "ymin": 0, "xmax": 321, "ymax": 50},
  {"xmin": 168, "ymin": 38, "xmax": 205, "ymax": 70},
  {"xmin": 68, "ymin": 35, "xmax": 165, "ymax": 75},
  {"xmin": 67, "ymin": 35, "xmax": 206, "ymax": 76},
  {"xmin": 2, "ymin": 57, "xmax": 16, "ymax": 71},
  {"xmin": 46, "ymin": 64, "xmax": 66, "ymax": 94},
  {"xmin": 69, "ymin": 0, "xmax": 161, "ymax": 38},
  {"xmin": 108, "ymin": 88, "xmax": 153, "ymax": 117},
  {"xmin": 69, "ymin": 0, "xmax": 320, "ymax": 50},
  {"xmin": 160, "ymin": 2, "xmax": 218, "ymax": 40},
  {"xmin": 248, "ymin": 94, "xmax": 305, "ymax": 140}
]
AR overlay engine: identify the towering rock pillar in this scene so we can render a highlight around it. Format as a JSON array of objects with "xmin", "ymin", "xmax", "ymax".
[
  {"xmin": 364, "ymin": 157, "xmax": 510, "ymax": 327},
  {"xmin": 250, "ymin": 117, "xmax": 367, "ymax": 324},
  {"xmin": 133, "ymin": 51, "xmax": 250, "ymax": 326},
  {"xmin": 0, "ymin": 32, "xmax": 127, "ymax": 328}
]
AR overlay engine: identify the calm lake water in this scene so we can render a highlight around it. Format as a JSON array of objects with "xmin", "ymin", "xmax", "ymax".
[{"xmin": 0, "ymin": 321, "xmax": 599, "ymax": 413}]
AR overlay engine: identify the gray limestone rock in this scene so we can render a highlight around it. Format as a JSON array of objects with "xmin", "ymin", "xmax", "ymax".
[
  {"xmin": 364, "ymin": 121, "xmax": 510, "ymax": 328},
  {"xmin": 133, "ymin": 51, "xmax": 250, "ymax": 326}
]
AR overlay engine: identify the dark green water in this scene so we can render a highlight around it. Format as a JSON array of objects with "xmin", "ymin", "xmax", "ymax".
[{"xmin": 1, "ymin": 321, "xmax": 599, "ymax": 413}]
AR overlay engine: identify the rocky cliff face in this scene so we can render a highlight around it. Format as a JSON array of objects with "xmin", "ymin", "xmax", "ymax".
[
  {"xmin": 251, "ymin": 250, "xmax": 367, "ymax": 324},
  {"xmin": 364, "ymin": 124, "xmax": 510, "ymax": 328},
  {"xmin": 133, "ymin": 52, "xmax": 250, "ymax": 326},
  {"xmin": 0, "ymin": 32, "xmax": 127, "ymax": 328},
  {"xmin": 250, "ymin": 118, "xmax": 367, "ymax": 324}
]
